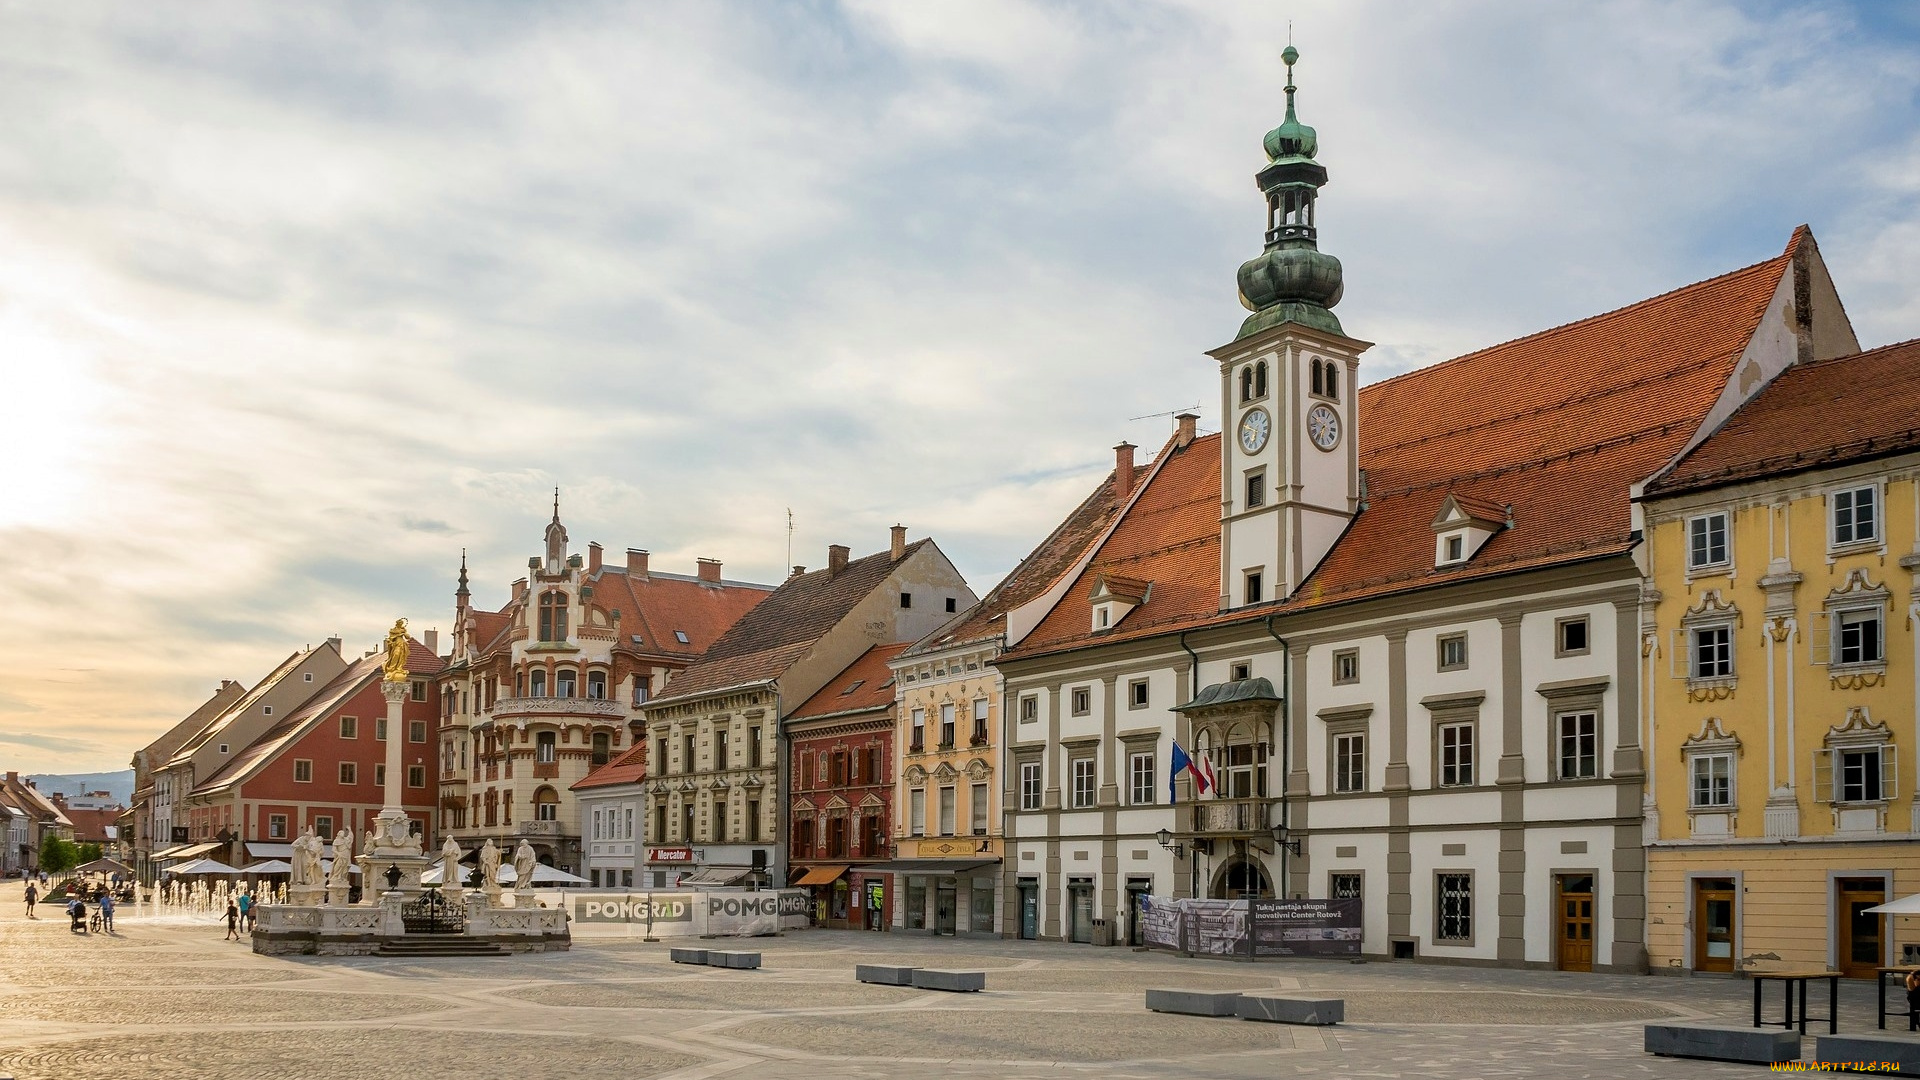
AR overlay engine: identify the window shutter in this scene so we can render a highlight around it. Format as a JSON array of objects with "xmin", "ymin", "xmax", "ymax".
[
  {"xmin": 1669, "ymin": 629, "xmax": 1690, "ymax": 680},
  {"xmin": 1884, "ymin": 749, "xmax": 1899, "ymax": 802},
  {"xmin": 1812, "ymin": 749, "xmax": 1834, "ymax": 804},
  {"xmin": 1808, "ymin": 611, "xmax": 1831, "ymax": 666}
]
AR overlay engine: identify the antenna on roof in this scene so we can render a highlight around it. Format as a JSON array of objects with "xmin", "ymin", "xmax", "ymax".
[
  {"xmin": 786, "ymin": 507, "xmax": 794, "ymax": 570},
  {"xmin": 1127, "ymin": 405, "xmax": 1204, "ymax": 434}
]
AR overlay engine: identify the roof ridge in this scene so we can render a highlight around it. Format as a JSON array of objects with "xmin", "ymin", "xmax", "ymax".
[{"xmin": 1359, "ymin": 245, "xmax": 1791, "ymax": 399}]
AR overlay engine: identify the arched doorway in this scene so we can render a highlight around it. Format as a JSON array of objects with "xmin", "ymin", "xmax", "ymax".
[{"xmin": 1214, "ymin": 856, "xmax": 1273, "ymax": 900}]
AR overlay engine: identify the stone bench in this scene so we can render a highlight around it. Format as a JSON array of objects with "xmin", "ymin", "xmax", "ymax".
[
  {"xmin": 705, "ymin": 951, "xmax": 761, "ymax": 969},
  {"xmin": 1816, "ymin": 1032, "xmax": 1920, "ymax": 1072},
  {"xmin": 668, "ymin": 947, "xmax": 708, "ymax": 965},
  {"xmin": 1236, "ymin": 994, "xmax": 1343, "ymax": 1026},
  {"xmin": 856, "ymin": 965, "xmax": 918, "ymax": 986},
  {"xmin": 1145, "ymin": 989, "xmax": 1241, "ymax": 1017},
  {"xmin": 1644, "ymin": 1023, "xmax": 1800, "ymax": 1065},
  {"xmin": 912, "ymin": 969, "xmax": 986, "ymax": 992}
]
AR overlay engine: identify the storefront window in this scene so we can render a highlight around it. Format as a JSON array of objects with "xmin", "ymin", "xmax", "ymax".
[
  {"xmin": 906, "ymin": 876, "xmax": 927, "ymax": 930},
  {"xmin": 971, "ymin": 877, "xmax": 995, "ymax": 933}
]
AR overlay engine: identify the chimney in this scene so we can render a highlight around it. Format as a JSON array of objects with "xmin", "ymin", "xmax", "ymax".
[
  {"xmin": 1175, "ymin": 411, "xmax": 1198, "ymax": 448},
  {"xmin": 587, "ymin": 542, "xmax": 603, "ymax": 574},
  {"xmin": 512, "ymin": 578, "xmax": 528, "ymax": 601},
  {"xmin": 697, "ymin": 558, "xmax": 722, "ymax": 583},
  {"xmin": 1113, "ymin": 442, "xmax": 1137, "ymax": 498},
  {"xmin": 5, "ymin": 771, "xmax": 15, "ymax": 784},
  {"xmin": 791, "ymin": 565, "xmax": 807, "ymax": 578},
  {"xmin": 424, "ymin": 629, "xmax": 439, "ymax": 655},
  {"xmin": 325, "ymin": 635, "xmax": 342, "ymax": 653},
  {"xmin": 626, "ymin": 548, "xmax": 649, "ymax": 577},
  {"xmin": 827, "ymin": 544, "xmax": 850, "ymax": 576},
  {"xmin": 890, "ymin": 524, "xmax": 907, "ymax": 560}
]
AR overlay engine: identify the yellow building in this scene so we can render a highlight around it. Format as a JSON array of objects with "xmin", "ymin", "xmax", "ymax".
[{"xmin": 1641, "ymin": 338, "xmax": 1920, "ymax": 976}]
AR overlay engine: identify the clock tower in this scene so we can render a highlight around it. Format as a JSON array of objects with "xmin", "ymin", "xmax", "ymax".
[{"xmin": 1211, "ymin": 46, "xmax": 1371, "ymax": 610}]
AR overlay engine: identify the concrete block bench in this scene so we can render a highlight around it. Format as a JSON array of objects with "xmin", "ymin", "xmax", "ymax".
[
  {"xmin": 1236, "ymin": 994, "xmax": 1343, "ymax": 1026},
  {"xmin": 705, "ymin": 951, "xmax": 761, "ymax": 969},
  {"xmin": 668, "ymin": 947, "xmax": 708, "ymax": 965},
  {"xmin": 1146, "ymin": 989, "xmax": 1241, "ymax": 1017},
  {"xmin": 912, "ymin": 969, "xmax": 986, "ymax": 992},
  {"xmin": 1645, "ymin": 1023, "xmax": 1799, "ymax": 1065},
  {"xmin": 1816, "ymin": 1032, "xmax": 1920, "ymax": 1072},
  {"xmin": 856, "ymin": 965, "xmax": 918, "ymax": 986}
]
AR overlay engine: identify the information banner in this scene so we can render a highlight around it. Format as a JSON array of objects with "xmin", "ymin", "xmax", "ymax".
[{"xmin": 1141, "ymin": 896, "xmax": 1363, "ymax": 958}]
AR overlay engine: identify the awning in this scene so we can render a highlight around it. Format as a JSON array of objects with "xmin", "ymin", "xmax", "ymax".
[
  {"xmin": 854, "ymin": 859, "xmax": 997, "ymax": 876},
  {"xmin": 168, "ymin": 857, "xmax": 243, "ymax": 875},
  {"xmin": 1864, "ymin": 895, "xmax": 1920, "ymax": 915},
  {"xmin": 679, "ymin": 866, "xmax": 754, "ymax": 887},
  {"xmin": 246, "ymin": 842, "xmax": 294, "ymax": 859},
  {"xmin": 150, "ymin": 843, "xmax": 197, "ymax": 860},
  {"xmin": 243, "ymin": 860, "xmax": 293, "ymax": 874},
  {"xmin": 792, "ymin": 864, "xmax": 848, "ymax": 887},
  {"xmin": 158, "ymin": 842, "xmax": 222, "ymax": 862},
  {"xmin": 73, "ymin": 857, "xmax": 133, "ymax": 876}
]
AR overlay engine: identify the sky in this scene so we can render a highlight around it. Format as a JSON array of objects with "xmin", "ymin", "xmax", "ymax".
[{"xmin": 2, "ymin": 0, "xmax": 1917, "ymax": 774}]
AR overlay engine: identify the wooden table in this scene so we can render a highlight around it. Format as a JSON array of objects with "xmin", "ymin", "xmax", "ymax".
[
  {"xmin": 1876, "ymin": 966, "xmax": 1920, "ymax": 1030},
  {"xmin": 1752, "ymin": 970, "xmax": 1843, "ymax": 1036}
]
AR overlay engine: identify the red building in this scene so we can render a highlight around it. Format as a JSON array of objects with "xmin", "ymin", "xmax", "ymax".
[
  {"xmin": 181, "ymin": 639, "xmax": 444, "ymax": 867},
  {"xmin": 787, "ymin": 643, "xmax": 905, "ymax": 930}
]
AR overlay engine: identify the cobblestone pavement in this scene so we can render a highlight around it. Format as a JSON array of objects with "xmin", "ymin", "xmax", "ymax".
[{"xmin": 0, "ymin": 880, "xmax": 1891, "ymax": 1079}]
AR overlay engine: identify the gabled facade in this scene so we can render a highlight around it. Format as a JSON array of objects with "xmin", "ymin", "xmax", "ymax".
[
  {"xmin": 0, "ymin": 771, "xmax": 72, "ymax": 874},
  {"xmin": 1639, "ymin": 339, "xmax": 1920, "ymax": 976},
  {"xmin": 129, "ymin": 678, "xmax": 245, "ymax": 879},
  {"xmin": 438, "ymin": 502, "xmax": 773, "ymax": 874},
  {"xmin": 991, "ymin": 47, "xmax": 1861, "ymax": 972},
  {"xmin": 640, "ymin": 528, "xmax": 973, "ymax": 889}
]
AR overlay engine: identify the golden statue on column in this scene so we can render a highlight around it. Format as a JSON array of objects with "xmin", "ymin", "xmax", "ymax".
[{"xmin": 382, "ymin": 618, "xmax": 411, "ymax": 683}]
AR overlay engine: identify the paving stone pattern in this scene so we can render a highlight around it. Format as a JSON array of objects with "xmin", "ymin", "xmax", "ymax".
[{"xmin": 0, "ymin": 880, "xmax": 1890, "ymax": 1079}]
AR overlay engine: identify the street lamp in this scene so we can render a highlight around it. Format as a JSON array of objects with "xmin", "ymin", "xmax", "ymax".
[
  {"xmin": 1270, "ymin": 824, "xmax": 1301, "ymax": 857},
  {"xmin": 1154, "ymin": 828, "xmax": 1185, "ymax": 859},
  {"xmin": 384, "ymin": 863, "xmax": 402, "ymax": 891}
]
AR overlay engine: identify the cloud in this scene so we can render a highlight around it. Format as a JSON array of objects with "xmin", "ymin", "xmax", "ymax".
[
  {"xmin": 0, "ymin": 0, "xmax": 1915, "ymax": 771},
  {"xmin": 0, "ymin": 731, "xmax": 100, "ymax": 755}
]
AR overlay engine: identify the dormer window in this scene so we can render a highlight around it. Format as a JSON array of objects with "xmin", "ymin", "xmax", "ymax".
[
  {"xmin": 1089, "ymin": 572, "xmax": 1150, "ymax": 632},
  {"xmin": 1431, "ymin": 493, "xmax": 1507, "ymax": 568},
  {"xmin": 1442, "ymin": 534, "xmax": 1465, "ymax": 564}
]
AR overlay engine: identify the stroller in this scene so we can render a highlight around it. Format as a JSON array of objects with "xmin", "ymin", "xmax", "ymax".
[{"xmin": 67, "ymin": 898, "xmax": 88, "ymax": 934}]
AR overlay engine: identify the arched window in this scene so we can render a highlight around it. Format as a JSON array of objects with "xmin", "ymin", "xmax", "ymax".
[
  {"xmin": 529, "ymin": 669, "xmax": 547, "ymax": 698},
  {"xmin": 1325, "ymin": 362, "xmax": 1339, "ymax": 400},
  {"xmin": 1311, "ymin": 358, "xmax": 1323, "ymax": 396},
  {"xmin": 556, "ymin": 669, "xmax": 576, "ymax": 698},
  {"xmin": 538, "ymin": 591, "xmax": 568, "ymax": 641},
  {"xmin": 1254, "ymin": 361, "xmax": 1268, "ymax": 398},
  {"xmin": 534, "ymin": 786, "xmax": 560, "ymax": 821},
  {"xmin": 587, "ymin": 671, "xmax": 606, "ymax": 699},
  {"xmin": 1239, "ymin": 366, "xmax": 1254, "ymax": 403}
]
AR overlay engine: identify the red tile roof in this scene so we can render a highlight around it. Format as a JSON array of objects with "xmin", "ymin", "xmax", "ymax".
[
  {"xmin": 58, "ymin": 806, "xmax": 123, "ymax": 844},
  {"xmin": 572, "ymin": 742, "xmax": 649, "ymax": 791},
  {"xmin": 1004, "ymin": 231, "xmax": 1808, "ymax": 660},
  {"xmin": 789, "ymin": 643, "xmax": 911, "ymax": 720},
  {"xmin": 195, "ymin": 655, "xmax": 383, "ymax": 793},
  {"xmin": 464, "ymin": 568, "xmax": 771, "ymax": 663},
  {"xmin": 1647, "ymin": 337, "xmax": 1920, "ymax": 496}
]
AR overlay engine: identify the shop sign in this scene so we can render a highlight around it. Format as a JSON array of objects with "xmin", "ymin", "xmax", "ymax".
[
  {"xmin": 913, "ymin": 837, "xmax": 995, "ymax": 858},
  {"xmin": 647, "ymin": 846, "xmax": 694, "ymax": 862},
  {"xmin": 574, "ymin": 895, "xmax": 695, "ymax": 924}
]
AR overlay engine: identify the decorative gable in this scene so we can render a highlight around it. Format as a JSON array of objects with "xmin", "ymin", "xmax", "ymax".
[{"xmin": 1431, "ymin": 493, "xmax": 1509, "ymax": 568}]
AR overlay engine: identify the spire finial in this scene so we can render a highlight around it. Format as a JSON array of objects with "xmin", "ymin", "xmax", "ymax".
[
  {"xmin": 456, "ymin": 548, "xmax": 470, "ymax": 598},
  {"xmin": 1281, "ymin": 43, "xmax": 1300, "ymax": 118},
  {"xmin": 552, "ymin": 487, "xmax": 561, "ymax": 521}
]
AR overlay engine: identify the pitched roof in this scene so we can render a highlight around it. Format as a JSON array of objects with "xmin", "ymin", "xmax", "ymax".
[
  {"xmin": 195, "ymin": 654, "xmax": 384, "ymax": 794},
  {"xmin": 165, "ymin": 646, "xmax": 317, "ymax": 767},
  {"xmin": 790, "ymin": 642, "xmax": 911, "ymax": 721},
  {"xmin": 654, "ymin": 542, "xmax": 932, "ymax": 702},
  {"xmin": 902, "ymin": 472, "xmax": 1125, "ymax": 658},
  {"xmin": 463, "ymin": 567, "xmax": 771, "ymax": 662},
  {"xmin": 1004, "ymin": 232, "xmax": 1807, "ymax": 660},
  {"xmin": 572, "ymin": 742, "xmax": 649, "ymax": 791},
  {"xmin": 1647, "ymin": 337, "xmax": 1920, "ymax": 496},
  {"xmin": 136, "ymin": 681, "xmax": 246, "ymax": 772},
  {"xmin": 58, "ymin": 806, "xmax": 123, "ymax": 843}
]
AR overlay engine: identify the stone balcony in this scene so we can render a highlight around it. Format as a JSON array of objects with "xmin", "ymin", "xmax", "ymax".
[
  {"xmin": 1187, "ymin": 797, "xmax": 1275, "ymax": 837},
  {"xmin": 489, "ymin": 696, "xmax": 627, "ymax": 721}
]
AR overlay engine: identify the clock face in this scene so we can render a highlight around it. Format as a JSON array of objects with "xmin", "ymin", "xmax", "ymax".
[
  {"xmin": 1238, "ymin": 408, "xmax": 1271, "ymax": 454},
  {"xmin": 1307, "ymin": 403, "xmax": 1340, "ymax": 451}
]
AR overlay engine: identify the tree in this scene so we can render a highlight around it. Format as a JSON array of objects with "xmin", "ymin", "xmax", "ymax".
[
  {"xmin": 39, "ymin": 836, "xmax": 79, "ymax": 875},
  {"xmin": 77, "ymin": 842, "xmax": 102, "ymax": 865}
]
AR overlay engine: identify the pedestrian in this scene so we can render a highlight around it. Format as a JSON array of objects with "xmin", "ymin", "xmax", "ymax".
[
  {"xmin": 237, "ymin": 889, "xmax": 252, "ymax": 931},
  {"xmin": 24, "ymin": 880, "xmax": 36, "ymax": 919},
  {"xmin": 224, "ymin": 898, "xmax": 240, "ymax": 941},
  {"xmin": 98, "ymin": 891, "xmax": 115, "ymax": 933},
  {"xmin": 1905, "ymin": 969, "xmax": 1920, "ymax": 1031},
  {"xmin": 67, "ymin": 896, "xmax": 87, "ymax": 934}
]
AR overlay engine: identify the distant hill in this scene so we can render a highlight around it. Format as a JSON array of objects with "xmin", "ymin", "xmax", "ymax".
[{"xmin": 27, "ymin": 770, "xmax": 135, "ymax": 804}]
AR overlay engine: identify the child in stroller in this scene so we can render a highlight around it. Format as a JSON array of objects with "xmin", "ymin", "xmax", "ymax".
[{"xmin": 67, "ymin": 897, "xmax": 88, "ymax": 934}]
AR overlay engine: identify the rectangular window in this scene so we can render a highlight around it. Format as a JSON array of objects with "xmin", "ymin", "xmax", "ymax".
[
  {"xmin": 1841, "ymin": 747, "xmax": 1885, "ymax": 803},
  {"xmin": 1071, "ymin": 687, "xmax": 1091, "ymax": 716},
  {"xmin": 683, "ymin": 734, "xmax": 696, "ymax": 772},
  {"xmin": 940, "ymin": 703, "xmax": 956, "ymax": 747},
  {"xmin": 1556, "ymin": 616, "xmax": 1590, "ymax": 657},
  {"xmin": 1129, "ymin": 679, "xmax": 1149, "ymax": 708},
  {"xmin": 1020, "ymin": 695, "xmax": 1038, "ymax": 723},
  {"xmin": 1838, "ymin": 609, "xmax": 1884, "ymax": 666},
  {"xmin": 1437, "ymin": 633, "xmax": 1468, "ymax": 671},
  {"xmin": 972, "ymin": 698, "xmax": 989, "ymax": 742},
  {"xmin": 375, "ymin": 763, "xmax": 387, "ymax": 788},
  {"xmin": 1244, "ymin": 571, "xmax": 1263, "ymax": 604},
  {"xmin": 339, "ymin": 716, "xmax": 357, "ymax": 739},
  {"xmin": 1692, "ymin": 626, "xmax": 1733, "ymax": 679},
  {"xmin": 715, "ymin": 729, "xmax": 729, "ymax": 770},
  {"xmin": 970, "ymin": 782, "xmax": 989, "ymax": 834},
  {"xmin": 681, "ymin": 801, "xmax": 693, "ymax": 842},
  {"xmin": 938, "ymin": 786, "xmax": 956, "ymax": 836},
  {"xmin": 1129, "ymin": 751, "xmax": 1155, "ymax": 805},
  {"xmin": 745, "ymin": 799, "xmax": 760, "ymax": 842},
  {"xmin": 910, "ymin": 708, "xmax": 925, "ymax": 752},
  {"xmin": 1020, "ymin": 762, "xmax": 1042, "ymax": 811},
  {"xmin": 1688, "ymin": 512, "xmax": 1729, "ymax": 569},
  {"xmin": 268, "ymin": 814, "xmax": 287, "ymax": 839},
  {"xmin": 407, "ymin": 765, "xmax": 425, "ymax": 788},
  {"xmin": 1833, "ymin": 486, "xmax": 1878, "ymax": 546},
  {"xmin": 537, "ymin": 732, "xmax": 557, "ymax": 764},
  {"xmin": 411, "ymin": 679, "xmax": 427, "ymax": 702},
  {"xmin": 1330, "ymin": 872, "xmax": 1362, "ymax": 900},
  {"xmin": 1557, "ymin": 711, "xmax": 1599, "ymax": 780},
  {"xmin": 1690, "ymin": 753, "xmax": 1732, "ymax": 808},
  {"xmin": 339, "ymin": 762, "xmax": 357, "ymax": 785},
  {"xmin": 909, "ymin": 789, "xmax": 926, "ymax": 836},
  {"xmin": 1070, "ymin": 758, "xmax": 1096, "ymax": 808},
  {"xmin": 313, "ymin": 815, "xmax": 333, "ymax": 840},
  {"xmin": 656, "ymin": 738, "xmax": 668, "ymax": 776},
  {"xmin": 1231, "ymin": 661, "xmax": 1252, "ymax": 681},
  {"xmin": 1439, "ymin": 723, "xmax": 1474, "ymax": 787},
  {"xmin": 1436, "ymin": 872, "xmax": 1473, "ymax": 942},
  {"xmin": 1245, "ymin": 470, "xmax": 1266, "ymax": 509},
  {"xmin": 749, "ymin": 727, "xmax": 762, "ymax": 768},
  {"xmin": 1332, "ymin": 649, "xmax": 1358, "ymax": 685},
  {"xmin": 1333, "ymin": 732, "xmax": 1365, "ymax": 794},
  {"xmin": 293, "ymin": 759, "xmax": 313, "ymax": 783},
  {"xmin": 900, "ymin": 592, "xmax": 912, "ymax": 608},
  {"xmin": 1443, "ymin": 534, "xmax": 1464, "ymax": 563},
  {"xmin": 410, "ymin": 720, "xmax": 426, "ymax": 744}
]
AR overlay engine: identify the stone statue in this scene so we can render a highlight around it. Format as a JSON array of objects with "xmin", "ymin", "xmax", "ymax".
[
  {"xmin": 479, "ymin": 839, "xmax": 501, "ymax": 893},
  {"xmin": 440, "ymin": 837, "xmax": 461, "ymax": 889},
  {"xmin": 328, "ymin": 829, "xmax": 354, "ymax": 888},
  {"xmin": 512, "ymin": 840, "xmax": 537, "ymax": 892},
  {"xmin": 382, "ymin": 618, "xmax": 411, "ymax": 683},
  {"xmin": 291, "ymin": 827, "xmax": 323, "ymax": 887}
]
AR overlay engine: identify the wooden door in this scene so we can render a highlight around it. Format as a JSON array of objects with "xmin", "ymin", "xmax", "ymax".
[
  {"xmin": 1557, "ymin": 874, "xmax": 1594, "ymax": 972},
  {"xmin": 1838, "ymin": 879, "xmax": 1886, "ymax": 979},
  {"xmin": 1693, "ymin": 878, "xmax": 1736, "ymax": 973}
]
